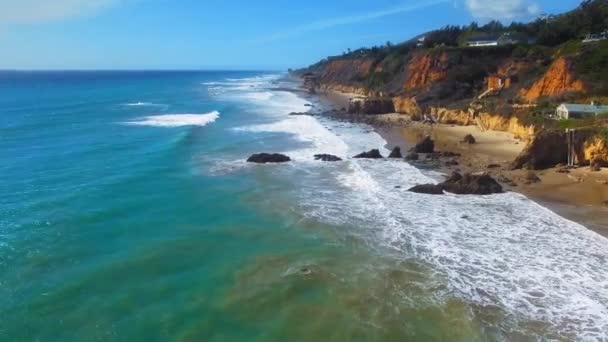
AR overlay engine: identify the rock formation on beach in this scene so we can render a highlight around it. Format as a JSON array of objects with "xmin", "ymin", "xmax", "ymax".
[
  {"xmin": 408, "ymin": 172, "xmax": 503, "ymax": 195},
  {"xmin": 353, "ymin": 149, "xmax": 384, "ymax": 159},
  {"xmin": 413, "ymin": 136, "xmax": 435, "ymax": 154},
  {"xmin": 388, "ymin": 147, "xmax": 403, "ymax": 158},
  {"xmin": 314, "ymin": 154, "xmax": 343, "ymax": 162},
  {"xmin": 247, "ymin": 153, "xmax": 291, "ymax": 164}
]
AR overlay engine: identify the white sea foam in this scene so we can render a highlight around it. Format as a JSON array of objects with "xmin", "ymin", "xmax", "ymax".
[
  {"xmin": 295, "ymin": 150, "xmax": 608, "ymax": 340},
  {"xmin": 205, "ymin": 73, "xmax": 608, "ymax": 338},
  {"xmin": 124, "ymin": 111, "xmax": 219, "ymax": 127},
  {"xmin": 124, "ymin": 102, "xmax": 167, "ymax": 108}
]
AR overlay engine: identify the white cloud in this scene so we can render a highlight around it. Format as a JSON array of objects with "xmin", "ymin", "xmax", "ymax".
[
  {"xmin": 0, "ymin": 0, "xmax": 121, "ymax": 25},
  {"xmin": 254, "ymin": 0, "xmax": 450, "ymax": 43},
  {"xmin": 465, "ymin": 0, "xmax": 541, "ymax": 20}
]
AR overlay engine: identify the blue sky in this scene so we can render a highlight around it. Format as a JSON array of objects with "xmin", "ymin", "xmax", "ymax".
[{"xmin": 0, "ymin": 0, "xmax": 582, "ymax": 70}]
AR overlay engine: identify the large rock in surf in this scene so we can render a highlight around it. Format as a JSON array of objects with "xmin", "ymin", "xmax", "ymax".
[
  {"xmin": 413, "ymin": 136, "xmax": 435, "ymax": 153},
  {"xmin": 408, "ymin": 172, "xmax": 503, "ymax": 195},
  {"xmin": 353, "ymin": 149, "xmax": 384, "ymax": 159},
  {"xmin": 462, "ymin": 134, "xmax": 476, "ymax": 144},
  {"xmin": 388, "ymin": 147, "xmax": 403, "ymax": 159},
  {"xmin": 247, "ymin": 153, "xmax": 291, "ymax": 164},
  {"xmin": 314, "ymin": 154, "xmax": 342, "ymax": 162},
  {"xmin": 408, "ymin": 184, "xmax": 444, "ymax": 195},
  {"xmin": 441, "ymin": 172, "xmax": 503, "ymax": 195}
]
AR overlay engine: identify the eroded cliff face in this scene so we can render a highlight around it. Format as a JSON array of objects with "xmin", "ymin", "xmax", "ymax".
[
  {"xmin": 522, "ymin": 57, "xmax": 585, "ymax": 102},
  {"xmin": 429, "ymin": 108, "xmax": 536, "ymax": 141},
  {"xmin": 404, "ymin": 52, "xmax": 449, "ymax": 91},
  {"xmin": 584, "ymin": 135, "xmax": 608, "ymax": 165}
]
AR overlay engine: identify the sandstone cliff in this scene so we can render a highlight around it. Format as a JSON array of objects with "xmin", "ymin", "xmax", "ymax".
[{"xmin": 522, "ymin": 57, "xmax": 585, "ymax": 102}]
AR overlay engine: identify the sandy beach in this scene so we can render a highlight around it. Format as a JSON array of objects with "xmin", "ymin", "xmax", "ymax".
[{"xmin": 318, "ymin": 90, "xmax": 608, "ymax": 236}]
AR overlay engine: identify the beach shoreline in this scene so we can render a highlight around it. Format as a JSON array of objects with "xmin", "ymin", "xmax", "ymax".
[{"xmin": 310, "ymin": 88, "xmax": 608, "ymax": 236}]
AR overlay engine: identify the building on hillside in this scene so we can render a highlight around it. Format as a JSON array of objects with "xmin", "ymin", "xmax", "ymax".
[
  {"xmin": 556, "ymin": 102, "xmax": 608, "ymax": 120},
  {"xmin": 417, "ymin": 36, "xmax": 426, "ymax": 48},
  {"xmin": 583, "ymin": 30, "xmax": 608, "ymax": 43},
  {"xmin": 467, "ymin": 33, "xmax": 533, "ymax": 47},
  {"xmin": 467, "ymin": 35, "xmax": 500, "ymax": 47}
]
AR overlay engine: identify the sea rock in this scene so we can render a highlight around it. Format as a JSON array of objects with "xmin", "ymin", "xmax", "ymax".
[
  {"xmin": 388, "ymin": 147, "xmax": 403, "ymax": 159},
  {"xmin": 314, "ymin": 154, "xmax": 342, "ymax": 162},
  {"xmin": 441, "ymin": 172, "xmax": 503, "ymax": 195},
  {"xmin": 408, "ymin": 184, "xmax": 444, "ymax": 195},
  {"xmin": 247, "ymin": 153, "xmax": 291, "ymax": 164},
  {"xmin": 405, "ymin": 152, "xmax": 419, "ymax": 161},
  {"xmin": 408, "ymin": 172, "xmax": 503, "ymax": 196},
  {"xmin": 462, "ymin": 134, "xmax": 476, "ymax": 144},
  {"xmin": 353, "ymin": 149, "xmax": 383, "ymax": 159},
  {"xmin": 487, "ymin": 163, "xmax": 501, "ymax": 169},
  {"xmin": 413, "ymin": 136, "xmax": 435, "ymax": 153}
]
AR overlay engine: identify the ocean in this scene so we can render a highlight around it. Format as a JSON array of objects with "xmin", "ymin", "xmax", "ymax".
[{"xmin": 1, "ymin": 70, "xmax": 607, "ymax": 341}]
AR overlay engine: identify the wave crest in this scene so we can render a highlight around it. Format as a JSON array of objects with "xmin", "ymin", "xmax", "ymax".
[{"xmin": 124, "ymin": 111, "xmax": 220, "ymax": 127}]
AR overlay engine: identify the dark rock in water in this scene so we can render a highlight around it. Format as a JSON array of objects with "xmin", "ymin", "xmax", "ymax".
[
  {"xmin": 462, "ymin": 134, "xmax": 477, "ymax": 144},
  {"xmin": 408, "ymin": 172, "xmax": 503, "ymax": 196},
  {"xmin": 247, "ymin": 153, "xmax": 291, "ymax": 164},
  {"xmin": 353, "ymin": 149, "xmax": 383, "ymax": 159},
  {"xmin": 304, "ymin": 104, "xmax": 313, "ymax": 107},
  {"xmin": 408, "ymin": 184, "xmax": 444, "ymax": 195},
  {"xmin": 487, "ymin": 163, "xmax": 501, "ymax": 169},
  {"xmin": 441, "ymin": 172, "xmax": 503, "ymax": 195},
  {"xmin": 405, "ymin": 152, "xmax": 419, "ymax": 161},
  {"xmin": 314, "ymin": 154, "xmax": 342, "ymax": 162},
  {"xmin": 388, "ymin": 147, "xmax": 403, "ymax": 159},
  {"xmin": 413, "ymin": 136, "xmax": 434, "ymax": 153},
  {"xmin": 289, "ymin": 112, "xmax": 310, "ymax": 116}
]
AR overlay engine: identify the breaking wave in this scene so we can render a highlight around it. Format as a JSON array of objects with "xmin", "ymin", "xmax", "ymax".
[{"xmin": 124, "ymin": 111, "xmax": 219, "ymax": 127}]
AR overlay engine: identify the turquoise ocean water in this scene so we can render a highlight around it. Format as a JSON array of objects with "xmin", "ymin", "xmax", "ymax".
[{"xmin": 1, "ymin": 71, "xmax": 607, "ymax": 341}]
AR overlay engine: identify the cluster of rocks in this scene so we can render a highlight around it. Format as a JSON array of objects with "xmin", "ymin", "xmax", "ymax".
[{"xmin": 409, "ymin": 172, "xmax": 503, "ymax": 196}]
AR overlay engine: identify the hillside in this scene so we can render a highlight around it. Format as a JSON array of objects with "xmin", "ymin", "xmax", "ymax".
[
  {"xmin": 297, "ymin": 0, "xmax": 608, "ymax": 110},
  {"xmin": 295, "ymin": 0, "xmax": 608, "ymax": 167}
]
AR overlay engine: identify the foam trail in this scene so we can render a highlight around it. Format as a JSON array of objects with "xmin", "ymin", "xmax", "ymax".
[{"xmin": 124, "ymin": 111, "xmax": 219, "ymax": 127}]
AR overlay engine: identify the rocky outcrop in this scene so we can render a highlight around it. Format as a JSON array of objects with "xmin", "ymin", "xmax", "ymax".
[
  {"xmin": 511, "ymin": 130, "xmax": 568, "ymax": 169},
  {"xmin": 404, "ymin": 51, "xmax": 449, "ymax": 91},
  {"xmin": 314, "ymin": 154, "xmax": 342, "ymax": 162},
  {"xmin": 348, "ymin": 97, "xmax": 395, "ymax": 114},
  {"xmin": 247, "ymin": 153, "xmax": 291, "ymax": 164},
  {"xmin": 353, "ymin": 149, "xmax": 384, "ymax": 159},
  {"xmin": 409, "ymin": 184, "xmax": 444, "ymax": 195},
  {"xmin": 408, "ymin": 172, "xmax": 503, "ymax": 195},
  {"xmin": 413, "ymin": 136, "xmax": 435, "ymax": 153},
  {"xmin": 462, "ymin": 134, "xmax": 476, "ymax": 144},
  {"xmin": 393, "ymin": 96, "xmax": 421, "ymax": 116},
  {"xmin": 388, "ymin": 147, "xmax": 403, "ymax": 158},
  {"xmin": 522, "ymin": 57, "xmax": 585, "ymax": 102},
  {"xmin": 583, "ymin": 135, "xmax": 608, "ymax": 166}
]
